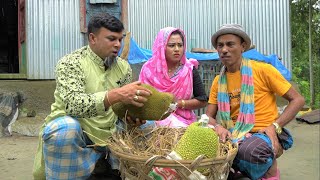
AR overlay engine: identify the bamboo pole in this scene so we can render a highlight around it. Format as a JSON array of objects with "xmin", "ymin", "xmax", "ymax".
[{"xmin": 308, "ymin": 0, "xmax": 314, "ymax": 108}]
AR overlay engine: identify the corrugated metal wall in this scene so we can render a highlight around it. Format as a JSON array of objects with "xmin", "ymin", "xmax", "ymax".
[
  {"xmin": 127, "ymin": 0, "xmax": 292, "ymax": 70},
  {"xmin": 26, "ymin": 0, "xmax": 84, "ymax": 79}
]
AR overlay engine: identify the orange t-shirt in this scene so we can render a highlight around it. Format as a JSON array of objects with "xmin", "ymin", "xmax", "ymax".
[{"xmin": 208, "ymin": 60, "xmax": 291, "ymax": 132}]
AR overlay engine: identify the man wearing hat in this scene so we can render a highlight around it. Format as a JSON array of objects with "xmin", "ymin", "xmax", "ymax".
[{"xmin": 206, "ymin": 24, "xmax": 305, "ymax": 180}]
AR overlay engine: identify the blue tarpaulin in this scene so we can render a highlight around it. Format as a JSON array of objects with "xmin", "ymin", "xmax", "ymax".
[{"xmin": 119, "ymin": 38, "xmax": 291, "ymax": 80}]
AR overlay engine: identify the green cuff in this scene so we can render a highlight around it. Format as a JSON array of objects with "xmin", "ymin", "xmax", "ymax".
[{"xmin": 95, "ymin": 91, "xmax": 108, "ymax": 115}]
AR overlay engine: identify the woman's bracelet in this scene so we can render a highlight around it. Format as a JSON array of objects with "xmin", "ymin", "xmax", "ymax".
[{"xmin": 181, "ymin": 100, "xmax": 185, "ymax": 109}]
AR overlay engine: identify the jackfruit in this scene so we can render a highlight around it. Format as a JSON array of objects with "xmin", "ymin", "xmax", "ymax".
[
  {"xmin": 112, "ymin": 84, "xmax": 175, "ymax": 120},
  {"xmin": 174, "ymin": 121, "xmax": 219, "ymax": 160}
]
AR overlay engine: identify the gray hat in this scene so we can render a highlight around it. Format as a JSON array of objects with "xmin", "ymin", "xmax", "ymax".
[{"xmin": 211, "ymin": 24, "xmax": 251, "ymax": 51}]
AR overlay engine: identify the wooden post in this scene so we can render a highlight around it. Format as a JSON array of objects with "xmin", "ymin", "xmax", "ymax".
[
  {"xmin": 121, "ymin": 0, "xmax": 128, "ymax": 31},
  {"xmin": 80, "ymin": 0, "xmax": 87, "ymax": 33}
]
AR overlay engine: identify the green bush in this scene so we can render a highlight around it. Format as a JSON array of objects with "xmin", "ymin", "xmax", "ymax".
[{"xmin": 291, "ymin": 0, "xmax": 320, "ymax": 109}]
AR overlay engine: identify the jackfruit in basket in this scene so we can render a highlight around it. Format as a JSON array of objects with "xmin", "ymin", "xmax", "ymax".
[
  {"xmin": 149, "ymin": 115, "xmax": 220, "ymax": 179},
  {"xmin": 112, "ymin": 84, "xmax": 176, "ymax": 120},
  {"xmin": 173, "ymin": 114, "xmax": 219, "ymax": 160}
]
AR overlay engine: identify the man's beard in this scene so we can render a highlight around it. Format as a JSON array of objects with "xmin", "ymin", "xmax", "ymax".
[{"xmin": 104, "ymin": 55, "xmax": 116, "ymax": 70}]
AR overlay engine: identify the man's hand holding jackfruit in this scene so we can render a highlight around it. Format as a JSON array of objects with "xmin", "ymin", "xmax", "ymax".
[
  {"xmin": 104, "ymin": 81, "xmax": 152, "ymax": 109},
  {"xmin": 103, "ymin": 81, "xmax": 153, "ymax": 126},
  {"xmin": 126, "ymin": 116, "xmax": 146, "ymax": 126},
  {"xmin": 112, "ymin": 84, "xmax": 176, "ymax": 120},
  {"xmin": 208, "ymin": 116, "xmax": 231, "ymax": 143}
]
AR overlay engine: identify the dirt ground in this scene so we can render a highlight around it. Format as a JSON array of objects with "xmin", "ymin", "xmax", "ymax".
[{"xmin": 0, "ymin": 80, "xmax": 319, "ymax": 180}]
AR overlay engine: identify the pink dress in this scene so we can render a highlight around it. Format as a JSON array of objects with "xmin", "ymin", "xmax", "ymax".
[{"xmin": 139, "ymin": 27, "xmax": 199, "ymax": 127}]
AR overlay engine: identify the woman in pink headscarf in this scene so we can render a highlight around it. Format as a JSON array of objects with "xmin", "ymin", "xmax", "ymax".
[{"xmin": 139, "ymin": 27, "xmax": 208, "ymax": 127}]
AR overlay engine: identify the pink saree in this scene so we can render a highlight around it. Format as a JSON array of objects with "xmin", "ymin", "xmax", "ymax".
[{"xmin": 139, "ymin": 27, "xmax": 199, "ymax": 127}]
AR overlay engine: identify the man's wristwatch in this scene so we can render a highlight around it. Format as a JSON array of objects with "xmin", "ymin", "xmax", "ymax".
[{"xmin": 272, "ymin": 122, "xmax": 282, "ymax": 135}]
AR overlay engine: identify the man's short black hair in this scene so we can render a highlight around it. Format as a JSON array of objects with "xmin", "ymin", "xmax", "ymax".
[{"xmin": 87, "ymin": 13, "xmax": 124, "ymax": 37}]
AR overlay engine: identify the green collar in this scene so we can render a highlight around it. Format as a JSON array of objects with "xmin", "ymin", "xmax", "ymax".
[{"xmin": 86, "ymin": 45, "xmax": 104, "ymax": 68}]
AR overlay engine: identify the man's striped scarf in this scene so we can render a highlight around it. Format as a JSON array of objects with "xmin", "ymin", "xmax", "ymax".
[{"xmin": 217, "ymin": 58, "xmax": 255, "ymax": 141}]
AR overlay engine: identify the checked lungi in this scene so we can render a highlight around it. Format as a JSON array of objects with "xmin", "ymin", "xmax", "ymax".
[{"xmin": 42, "ymin": 116, "xmax": 119, "ymax": 180}]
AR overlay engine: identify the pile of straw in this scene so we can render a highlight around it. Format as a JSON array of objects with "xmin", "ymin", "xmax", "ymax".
[{"xmin": 107, "ymin": 127, "xmax": 234, "ymax": 158}]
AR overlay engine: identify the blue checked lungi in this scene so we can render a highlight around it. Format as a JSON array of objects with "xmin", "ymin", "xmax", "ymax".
[
  {"xmin": 232, "ymin": 128, "xmax": 293, "ymax": 180},
  {"xmin": 42, "ymin": 116, "xmax": 121, "ymax": 180}
]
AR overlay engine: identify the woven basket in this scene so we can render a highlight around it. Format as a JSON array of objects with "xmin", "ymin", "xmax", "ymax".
[{"xmin": 107, "ymin": 127, "xmax": 238, "ymax": 180}]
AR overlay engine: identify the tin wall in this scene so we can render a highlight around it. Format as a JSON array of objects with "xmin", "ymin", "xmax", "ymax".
[
  {"xmin": 26, "ymin": 0, "xmax": 84, "ymax": 79},
  {"xmin": 127, "ymin": 0, "xmax": 292, "ymax": 70}
]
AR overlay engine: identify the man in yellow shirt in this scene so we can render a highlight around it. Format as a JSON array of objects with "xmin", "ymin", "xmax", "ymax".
[
  {"xmin": 33, "ymin": 13, "xmax": 151, "ymax": 179},
  {"xmin": 207, "ymin": 24, "xmax": 305, "ymax": 180}
]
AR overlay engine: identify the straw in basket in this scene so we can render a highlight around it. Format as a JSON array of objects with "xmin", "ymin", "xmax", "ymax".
[{"xmin": 106, "ymin": 127, "xmax": 238, "ymax": 180}]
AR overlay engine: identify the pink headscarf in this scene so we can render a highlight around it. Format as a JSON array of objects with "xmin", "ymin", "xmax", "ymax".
[{"xmin": 139, "ymin": 27, "xmax": 199, "ymax": 126}]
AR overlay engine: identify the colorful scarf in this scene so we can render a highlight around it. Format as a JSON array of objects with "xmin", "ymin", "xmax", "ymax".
[
  {"xmin": 139, "ymin": 27, "xmax": 199, "ymax": 126},
  {"xmin": 217, "ymin": 58, "xmax": 255, "ymax": 141}
]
